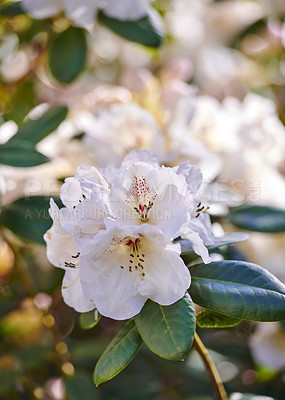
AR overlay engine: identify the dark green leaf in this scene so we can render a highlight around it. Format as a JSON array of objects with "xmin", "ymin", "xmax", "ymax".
[
  {"xmin": 98, "ymin": 10, "xmax": 164, "ymax": 48},
  {"xmin": 196, "ymin": 310, "xmax": 242, "ymax": 328},
  {"xmin": 0, "ymin": 196, "xmax": 61, "ymax": 244},
  {"xmin": 48, "ymin": 26, "xmax": 87, "ymax": 83},
  {"xmin": 80, "ymin": 310, "xmax": 101, "ymax": 330},
  {"xmin": 0, "ymin": 145, "xmax": 49, "ymax": 167},
  {"xmin": 6, "ymin": 106, "xmax": 68, "ymax": 146},
  {"xmin": 94, "ymin": 319, "xmax": 142, "ymax": 386},
  {"xmin": 190, "ymin": 260, "xmax": 285, "ymax": 321},
  {"xmin": 179, "ymin": 232, "xmax": 249, "ymax": 256},
  {"xmin": 135, "ymin": 293, "xmax": 196, "ymax": 361},
  {"xmin": 0, "ymin": 2, "xmax": 26, "ymax": 17},
  {"xmin": 65, "ymin": 370, "xmax": 101, "ymax": 400},
  {"xmin": 228, "ymin": 205, "xmax": 285, "ymax": 233}
]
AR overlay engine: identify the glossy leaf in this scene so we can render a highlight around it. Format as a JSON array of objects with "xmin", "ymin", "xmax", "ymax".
[
  {"xmin": 98, "ymin": 10, "xmax": 164, "ymax": 48},
  {"xmin": 6, "ymin": 106, "xmax": 68, "ymax": 146},
  {"xmin": 190, "ymin": 260, "xmax": 285, "ymax": 321},
  {"xmin": 48, "ymin": 27, "xmax": 87, "ymax": 83},
  {"xmin": 0, "ymin": 2, "xmax": 26, "ymax": 16},
  {"xmin": 228, "ymin": 205, "xmax": 285, "ymax": 233},
  {"xmin": 179, "ymin": 232, "xmax": 249, "ymax": 256},
  {"xmin": 0, "ymin": 145, "xmax": 49, "ymax": 167},
  {"xmin": 196, "ymin": 310, "xmax": 242, "ymax": 328},
  {"xmin": 0, "ymin": 196, "xmax": 61, "ymax": 244},
  {"xmin": 94, "ymin": 319, "xmax": 142, "ymax": 386},
  {"xmin": 65, "ymin": 370, "xmax": 101, "ymax": 400},
  {"xmin": 135, "ymin": 293, "xmax": 196, "ymax": 361},
  {"xmin": 80, "ymin": 310, "xmax": 101, "ymax": 330}
]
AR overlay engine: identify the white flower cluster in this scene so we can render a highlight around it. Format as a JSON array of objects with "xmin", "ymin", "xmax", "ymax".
[
  {"xmin": 22, "ymin": 0, "xmax": 153, "ymax": 28},
  {"xmin": 44, "ymin": 150, "xmax": 214, "ymax": 320}
]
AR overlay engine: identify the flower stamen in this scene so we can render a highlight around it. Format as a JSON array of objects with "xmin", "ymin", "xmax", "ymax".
[
  {"xmin": 191, "ymin": 203, "xmax": 210, "ymax": 219},
  {"xmin": 134, "ymin": 201, "xmax": 154, "ymax": 222}
]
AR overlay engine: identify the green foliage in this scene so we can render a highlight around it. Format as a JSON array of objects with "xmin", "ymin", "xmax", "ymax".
[
  {"xmin": 0, "ymin": 106, "xmax": 67, "ymax": 167},
  {"xmin": 0, "ymin": 196, "xmax": 61, "ymax": 244},
  {"xmin": 0, "ymin": 145, "xmax": 49, "ymax": 167},
  {"xmin": 6, "ymin": 106, "xmax": 68, "ymax": 146},
  {"xmin": 135, "ymin": 293, "xmax": 196, "ymax": 361},
  {"xmin": 94, "ymin": 319, "xmax": 143, "ymax": 386},
  {"xmin": 65, "ymin": 370, "xmax": 101, "ymax": 400},
  {"xmin": 196, "ymin": 310, "xmax": 242, "ymax": 328},
  {"xmin": 98, "ymin": 11, "xmax": 164, "ymax": 48},
  {"xmin": 48, "ymin": 27, "xmax": 87, "ymax": 83},
  {"xmin": 79, "ymin": 310, "xmax": 101, "ymax": 330},
  {"xmin": 0, "ymin": 2, "xmax": 26, "ymax": 17},
  {"xmin": 228, "ymin": 205, "xmax": 285, "ymax": 233},
  {"xmin": 189, "ymin": 260, "xmax": 285, "ymax": 321}
]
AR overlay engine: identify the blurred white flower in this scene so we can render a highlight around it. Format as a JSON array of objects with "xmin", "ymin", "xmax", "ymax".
[
  {"xmin": 22, "ymin": 0, "xmax": 153, "ymax": 28},
  {"xmin": 80, "ymin": 103, "xmax": 164, "ymax": 167},
  {"xmin": 250, "ymin": 322, "xmax": 285, "ymax": 370}
]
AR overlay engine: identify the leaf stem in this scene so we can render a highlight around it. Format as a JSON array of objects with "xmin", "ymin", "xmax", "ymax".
[{"xmin": 193, "ymin": 332, "xmax": 228, "ymax": 400}]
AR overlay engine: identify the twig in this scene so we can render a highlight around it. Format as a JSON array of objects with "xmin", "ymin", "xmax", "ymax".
[{"xmin": 193, "ymin": 332, "xmax": 228, "ymax": 400}]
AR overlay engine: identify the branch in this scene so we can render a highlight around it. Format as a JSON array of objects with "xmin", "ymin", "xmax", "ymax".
[{"xmin": 193, "ymin": 332, "xmax": 228, "ymax": 400}]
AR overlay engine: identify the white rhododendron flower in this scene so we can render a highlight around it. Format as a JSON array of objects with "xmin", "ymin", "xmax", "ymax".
[
  {"xmin": 45, "ymin": 150, "xmax": 214, "ymax": 320},
  {"xmin": 81, "ymin": 103, "xmax": 164, "ymax": 167},
  {"xmin": 80, "ymin": 222, "xmax": 190, "ymax": 319},
  {"xmin": 22, "ymin": 0, "xmax": 153, "ymax": 28}
]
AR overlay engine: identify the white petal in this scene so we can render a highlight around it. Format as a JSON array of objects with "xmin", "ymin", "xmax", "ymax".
[
  {"xmin": 22, "ymin": 0, "xmax": 62, "ymax": 19},
  {"xmin": 60, "ymin": 177, "xmax": 83, "ymax": 209},
  {"xmin": 63, "ymin": 0, "xmax": 99, "ymax": 28},
  {"xmin": 110, "ymin": 162, "xmax": 189, "ymax": 236},
  {"xmin": 80, "ymin": 223, "xmax": 188, "ymax": 319},
  {"xmin": 181, "ymin": 229, "xmax": 212, "ymax": 264},
  {"xmin": 137, "ymin": 242, "xmax": 190, "ymax": 305},
  {"xmin": 80, "ymin": 227, "xmax": 146, "ymax": 319},
  {"xmin": 102, "ymin": 0, "xmax": 151, "ymax": 20},
  {"xmin": 187, "ymin": 213, "xmax": 214, "ymax": 246},
  {"xmin": 121, "ymin": 150, "xmax": 160, "ymax": 170},
  {"xmin": 62, "ymin": 269, "xmax": 95, "ymax": 313},
  {"xmin": 175, "ymin": 162, "xmax": 202, "ymax": 195},
  {"xmin": 149, "ymin": 181, "xmax": 193, "ymax": 239},
  {"xmin": 44, "ymin": 199, "xmax": 80, "ymax": 269}
]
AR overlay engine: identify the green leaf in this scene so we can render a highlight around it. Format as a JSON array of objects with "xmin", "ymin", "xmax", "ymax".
[
  {"xmin": 228, "ymin": 205, "xmax": 285, "ymax": 233},
  {"xmin": 0, "ymin": 2, "xmax": 26, "ymax": 17},
  {"xmin": 0, "ymin": 196, "xmax": 61, "ymax": 244},
  {"xmin": 135, "ymin": 293, "xmax": 196, "ymax": 361},
  {"xmin": 80, "ymin": 310, "xmax": 101, "ymax": 330},
  {"xmin": 6, "ymin": 106, "xmax": 68, "ymax": 146},
  {"xmin": 196, "ymin": 310, "xmax": 242, "ymax": 328},
  {"xmin": 179, "ymin": 232, "xmax": 249, "ymax": 256},
  {"xmin": 94, "ymin": 319, "xmax": 142, "ymax": 386},
  {"xmin": 65, "ymin": 370, "xmax": 101, "ymax": 400},
  {"xmin": 98, "ymin": 10, "xmax": 164, "ymax": 48},
  {"xmin": 48, "ymin": 26, "xmax": 87, "ymax": 83},
  {"xmin": 0, "ymin": 145, "xmax": 49, "ymax": 167},
  {"xmin": 189, "ymin": 260, "xmax": 285, "ymax": 322}
]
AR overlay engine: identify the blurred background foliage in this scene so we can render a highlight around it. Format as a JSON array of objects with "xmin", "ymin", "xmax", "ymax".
[{"xmin": 0, "ymin": 0, "xmax": 285, "ymax": 399}]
